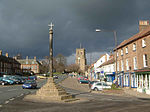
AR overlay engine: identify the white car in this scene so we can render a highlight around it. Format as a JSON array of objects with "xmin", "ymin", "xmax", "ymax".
[{"xmin": 91, "ymin": 82, "xmax": 111, "ymax": 91}]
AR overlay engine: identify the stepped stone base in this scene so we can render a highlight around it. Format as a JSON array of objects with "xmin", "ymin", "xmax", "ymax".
[{"xmin": 24, "ymin": 77, "xmax": 74, "ymax": 103}]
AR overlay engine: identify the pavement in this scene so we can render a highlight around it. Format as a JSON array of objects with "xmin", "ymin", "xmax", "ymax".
[
  {"xmin": 64, "ymin": 77, "xmax": 150, "ymax": 99},
  {"xmin": 123, "ymin": 88, "xmax": 150, "ymax": 98}
]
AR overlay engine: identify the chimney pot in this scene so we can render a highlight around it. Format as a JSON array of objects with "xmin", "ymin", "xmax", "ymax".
[
  {"xmin": 34, "ymin": 56, "xmax": 36, "ymax": 61},
  {"xmin": 5, "ymin": 53, "xmax": 8, "ymax": 57},
  {"xmin": 26, "ymin": 56, "xmax": 28, "ymax": 60},
  {"xmin": 0, "ymin": 50, "xmax": 2, "ymax": 55}
]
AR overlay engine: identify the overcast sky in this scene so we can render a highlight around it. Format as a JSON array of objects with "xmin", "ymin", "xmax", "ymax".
[{"xmin": 0, "ymin": 0, "xmax": 149, "ymax": 64}]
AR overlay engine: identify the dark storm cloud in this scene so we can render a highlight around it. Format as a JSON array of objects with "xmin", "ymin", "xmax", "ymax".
[{"xmin": 0, "ymin": 0, "xmax": 150, "ymax": 62}]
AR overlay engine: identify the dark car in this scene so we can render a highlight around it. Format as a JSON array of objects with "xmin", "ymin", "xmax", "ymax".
[
  {"xmin": 22, "ymin": 80, "xmax": 37, "ymax": 89},
  {"xmin": 28, "ymin": 76, "xmax": 37, "ymax": 80},
  {"xmin": 0, "ymin": 80, "xmax": 9, "ymax": 85}
]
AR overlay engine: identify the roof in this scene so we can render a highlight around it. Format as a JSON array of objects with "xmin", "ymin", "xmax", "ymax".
[
  {"xmin": 0, "ymin": 55, "xmax": 20, "ymax": 64},
  {"xmin": 17, "ymin": 59, "xmax": 40, "ymax": 65},
  {"xmin": 114, "ymin": 26, "xmax": 150, "ymax": 50},
  {"xmin": 89, "ymin": 64, "xmax": 94, "ymax": 69},
  {"xmin": 99, "ymin": 58, "xmax": 115, "ymax": 68}
]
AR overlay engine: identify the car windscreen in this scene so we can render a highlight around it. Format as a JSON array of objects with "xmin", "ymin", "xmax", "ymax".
[{"xmin": 96, "ymin": 83, "xmax": 102, "ymax": 85}]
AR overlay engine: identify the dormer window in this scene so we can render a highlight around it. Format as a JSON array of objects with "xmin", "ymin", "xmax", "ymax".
[
  {"xmin": 125, "ymin": 47, "xmax": 128, "ymax": 54},
  {"xmin": 133, "ymin": 43, "xmax": 136, "ymax": 51},
  {"xmin": 121, "ymin": 49, "xmax": 123, "ymax": 56},
  {"xmin": 142, "ymin": 39, "xmax": 146, "ymax": 48}
]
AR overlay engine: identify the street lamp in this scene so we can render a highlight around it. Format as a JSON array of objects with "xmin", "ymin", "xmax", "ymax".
[{"xmin": 95, "ymin": 29, "xmax": 118, "ymax": 81}]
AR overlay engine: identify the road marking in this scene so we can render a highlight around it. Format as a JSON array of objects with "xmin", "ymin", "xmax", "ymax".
[
  {"xmin": 0, "ymin": 105, "xmax": 2, "ymax": 107},
  {"xmin": 9, "ymin": 98, "xmax": 15, "ymax": 101},
  {"xmin": 5, "ymin": 101, "xmax": 9, "ymax": 104},
  {"xmin": 18, "ymin": 93, "xmax": 24, "ymax": 97},
  {"xmin": 7, "ymin": 89, "xmax": 17, "ymax": 92}
]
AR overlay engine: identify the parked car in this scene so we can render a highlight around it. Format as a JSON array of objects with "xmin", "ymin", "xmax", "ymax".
[
  {"xmin": 91, "ymin": 82, "xmax": 111, "ymax": 91},
  {"xmin": 0, "ymin": 77, "xmax": 9, "ymax": 85},
  {"xmin": 53, "ymin": 75, "xmax": 58, "ymax": 79},
  {"xmin": 37, "ymin": 75, "xmax": 47, "ymax": 79},
  {"xmin": 22, "ymin": 80, "xmax": 37, "ymax": 89},
  {"xmin": 78, "ymin": 76, "xmax": 88, "ymax": 81},
  {"xmin": 2, "ymin": 77, "xmax": 14, "ymax": 85},
  {"xmin": 79, "ymin": 79, "xmax": 89, "ymax": 84},
  {"xmin": 28, "ymin": 76, "xmax": 37, "ymax": 80},
  {"xmin": 0, "ymin": 80, "xmax": 9, "ymax": 85},
  {"xmin": 88, "ymin": 81, "xmax": 100, "ymax": 88}
]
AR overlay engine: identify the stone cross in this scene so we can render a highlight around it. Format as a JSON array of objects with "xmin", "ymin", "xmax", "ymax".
[{"xmin": 48, "ymin": 22, "xmax": 54, "ymax": 30}]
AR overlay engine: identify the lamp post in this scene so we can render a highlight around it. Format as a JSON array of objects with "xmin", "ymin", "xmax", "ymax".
[{"xmin": 95, "ymin": 29, "xmax": 118, "ymax": 81}]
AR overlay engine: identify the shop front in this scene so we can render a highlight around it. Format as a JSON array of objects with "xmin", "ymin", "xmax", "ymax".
[
  {"xmin": 131, "ymin": 72, "xmax": 137, "ymax": 88},
  {"xmin": 135, "ymin": 68, "xmax": 150, "ymax": 94},
  {"xmin": 123, "ymin": 72, "xmax": 130, "ymax": 87},
  {"xmin": 118, "ymin": 72, "xmax": 124, "ymax": 87},
  {"xmin": 105, "ymin": 72, "xmax": 115, "ymax": 85}
]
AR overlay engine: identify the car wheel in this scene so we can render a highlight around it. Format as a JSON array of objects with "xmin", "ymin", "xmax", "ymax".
[
  {"xmin": 80, "ymin": 81, "xmax": 82, "ymax": 84},
  {"xmin": 94, "ymin": 87, "xmax": 98, "ymax": 91}
]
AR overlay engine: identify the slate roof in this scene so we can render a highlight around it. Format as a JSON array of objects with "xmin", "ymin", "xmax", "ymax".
[
  {"xmin": 99, "ymin": 58, "xmax": 115, "ymax": 68},
  {"xmin": 17, "ymin": 59, "xmax": 41, "ymax": 65},
  {"xmin": 114, "ymin": 26, "xmax": 150, "ymax": 50},
  {"xmin": 0, "ymin": 55, "xmax": 20, "ymax": 64}
]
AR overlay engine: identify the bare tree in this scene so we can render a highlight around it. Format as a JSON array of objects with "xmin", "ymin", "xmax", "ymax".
[
  {"xmin": 41, "ymin": 54, "xmax": 67, "ymax": 73},
  {"xmin": 66, "ymin": 64, "xmax": 81, "ymax": 73}
]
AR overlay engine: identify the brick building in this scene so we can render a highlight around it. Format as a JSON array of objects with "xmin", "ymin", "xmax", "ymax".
[
  {"xmin": 17, "ymin": 56, "xmax": 42, "ymax": 74},
  {"xmin": 114, "ymin": 20, "xmax": 150, "ymax": 94},
  {"xmin": 0, "ymin": 50, "xmax": 21, "ymax": 76}
]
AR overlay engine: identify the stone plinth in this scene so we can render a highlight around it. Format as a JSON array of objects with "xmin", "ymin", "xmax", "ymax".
[{"xmin": 24, "ymin": 77, "xmax": 73, "ymax": 103}]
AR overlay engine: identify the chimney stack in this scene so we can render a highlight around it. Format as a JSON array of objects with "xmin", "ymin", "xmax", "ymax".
[
  {"xmin": 13, "ymin": 56, "xmax": 17, "ymax": 60},
  {"xmin": 139, "ymin": 20, "xmax": 150, "ymax": 32},
  {"xmin": 5, "ymin": 53, "xmax": 8, "ymax": 57},
  {"xmin": 0, "ymin": 50, "xmax": 2, "ymax": 55},
  {"xmin": 26, "ymin": 56, "xmax": 28, "ymax": 60},
  {"xmin": 34, "ymin": 56, "xmax": 36, "ymax": 61}
]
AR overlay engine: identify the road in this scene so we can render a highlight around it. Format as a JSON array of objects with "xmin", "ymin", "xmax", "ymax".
[
  {"xmin": 0, "ymin": 79, "xmax": 46, "ymax": 104},
  {"xmin": 0, "ymin": 74, "xmax": 67, "ymax": 105},
  {"xmin": 1, "ymin": 76, "xmax": 150, "ymax": 112}
]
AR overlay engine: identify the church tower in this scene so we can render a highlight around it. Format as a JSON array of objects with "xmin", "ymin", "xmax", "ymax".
[{"xmin": 75, "ymin": 47, "xmax": 86, "ymax": 72}]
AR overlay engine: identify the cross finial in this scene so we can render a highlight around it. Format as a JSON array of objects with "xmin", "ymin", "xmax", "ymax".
[{"xmin": 48, "ymin": 22, "xmax": 54, "ymax": 30}]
